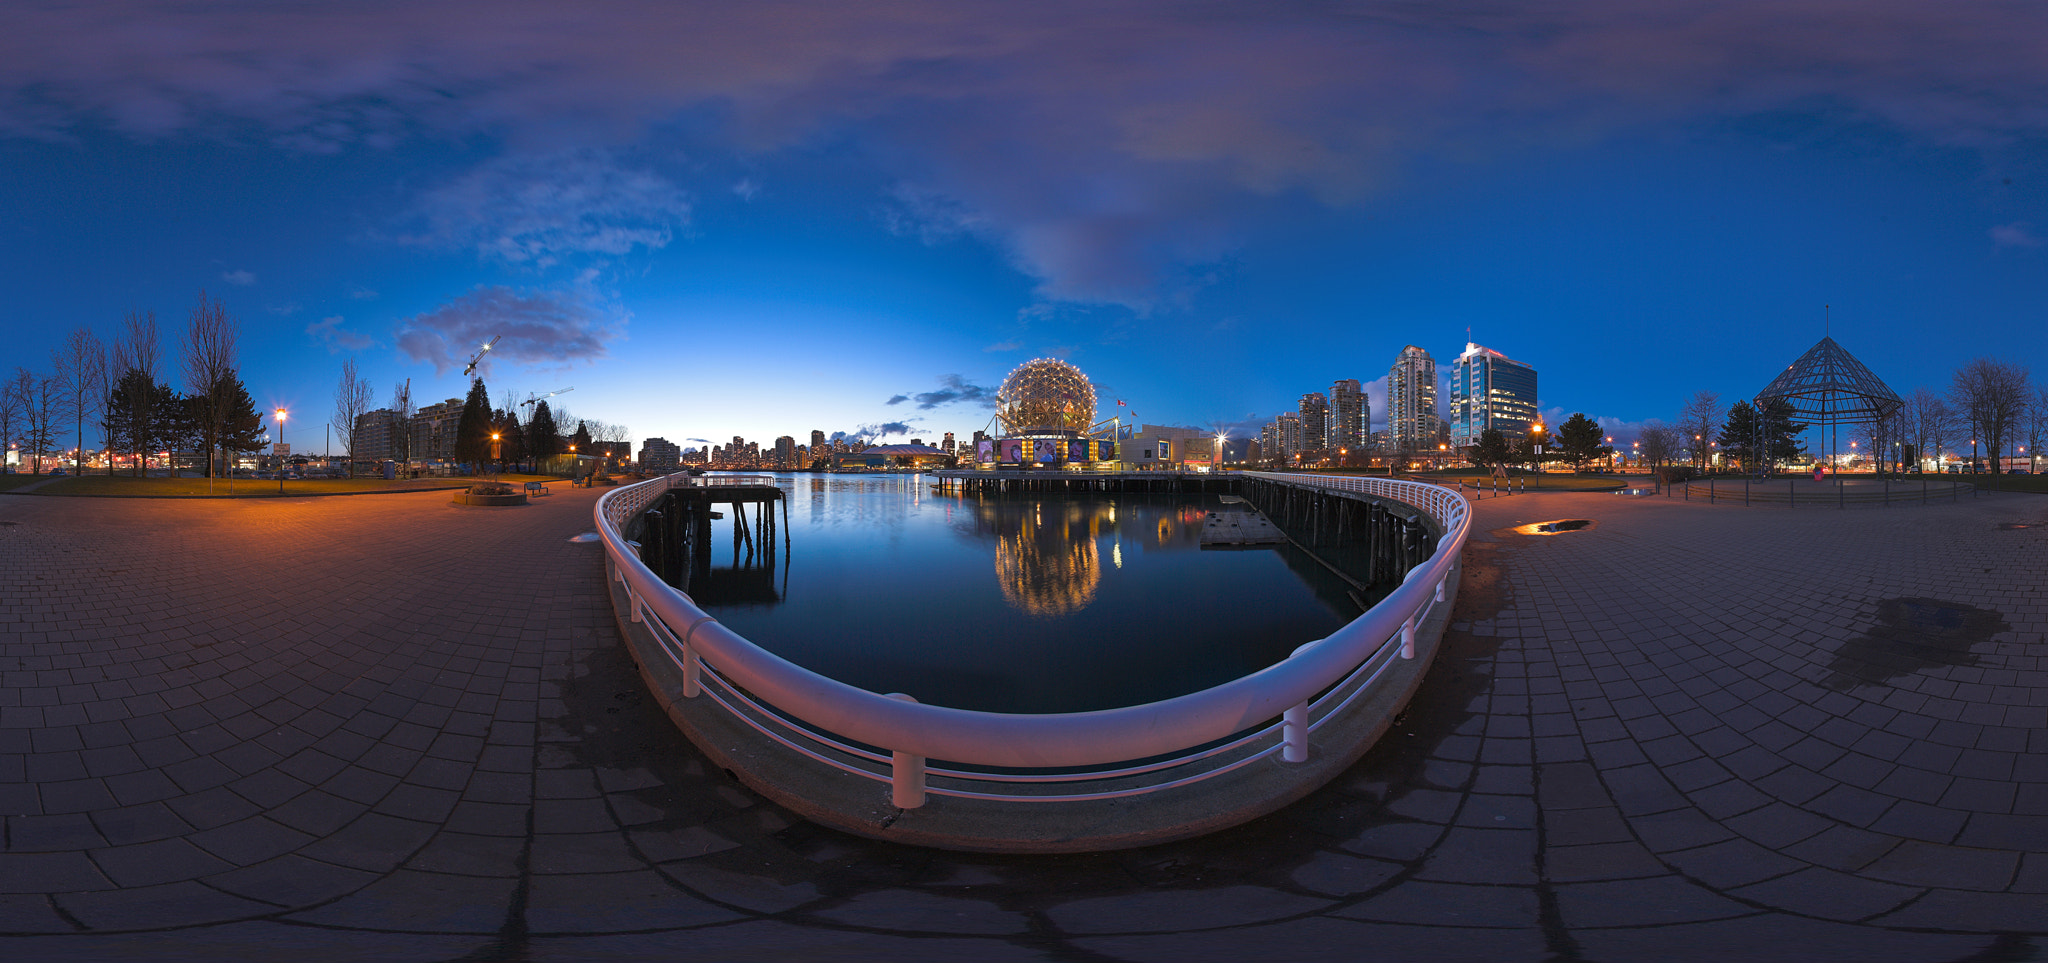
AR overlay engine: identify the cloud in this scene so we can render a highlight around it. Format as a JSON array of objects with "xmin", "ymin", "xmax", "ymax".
[
  {"xmin": 394, "ymin": 286, "xmax": 624, "ymax": 375},
  {"xmin": 849, "ymin": 421, "xmax": 917, "ymax": 441},
  {"xmin": 9, "ymin": 3, "xmax": 2048, "ymax": 304},
  {"xmin": 889, "ymin": 374, "xmax": 998, "ymax": 410},
  {"xmin": 731, "ymin": 178, "xmax": 760, "ymax": 201},
  {"xmin": 1991, "ymin": 222, "xmax": 2041, "ymax": 248},
  {"xmin": 402, "ymin": 148, "xmax": 690, "ymax": 269},
  {"xmin": 306, "ymin": 315, "xmax": 374, "ymax": 352},
  {"xmin": 266, "ymin": 301, "xmax": 301, "ymax": 315},
  {"xmin": 347, "ymin": 284, "xmax": 378, "ymax": 299},
  {"xmin": 983, "ymin": 340, "xmax": 1022, "ymax": 352},
  {"xmin": 221, "ymin": 269, "xmax": 255, "ymax": 285}
]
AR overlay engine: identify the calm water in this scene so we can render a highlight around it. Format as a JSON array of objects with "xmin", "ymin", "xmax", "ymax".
[{"xmin": 677, "ymin": 472, "xmax": 1361, "ymax": 714}]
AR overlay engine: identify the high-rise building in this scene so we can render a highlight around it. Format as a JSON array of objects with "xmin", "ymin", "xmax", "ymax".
[
  {"xmin": 1389, "ymin": 345, "xmax": 1439, "ymax": 454},
  {"xmin": 775, "ymin": 436, "xmax": 796, "ymax": 468},
  {"xmin": 1276, "ymin": 412, "xmax": 1303, "ymax": 462},
  {"xmin": 1298, "ymin": 393, "xmax": 1329, "ymax": 459},
  {"xmin": 810, "ymin": 430, "xmax": 826, "ymax": 452},
  {"xmin": 412, "ymin": 398, "xmax": 464, "ymax": 459},
  {"xmin": 640, "ymin": 437, "xmax": 681, "ymax": 472},
  {"xmin": 1329, "ymin": 379, "xmax": 1365, "ymax": 457},
  {"xmin": 351, "ymin": 409, "xmax": 396, "ymax": 463},
  {"xmin": 1448, "ymin": 342, "xmax": 1539, "ymax": 448},
  {"xmin": 941, "ymin": 432, "xmax": 956, "ymax": 456}
]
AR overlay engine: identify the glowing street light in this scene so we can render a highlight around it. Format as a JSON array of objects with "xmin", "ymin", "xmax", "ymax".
[{"xmin": 274, "ymin": 407, "xmax": 287, "ymax": 494}]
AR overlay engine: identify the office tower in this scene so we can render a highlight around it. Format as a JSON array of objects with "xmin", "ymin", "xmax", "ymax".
[
  {"xmin": 810, "ymin": 429, "xmax": 826, "ymax": 452},
  {"xmin": 1389, "ymin": 345, "xmax": 1438, "ymax": 454},
  {"xmin": 942, "ymin": 432, "xmax": 956, "ymax": 455},
  {"xmin": 1448, "ymin": 342, "xmax": 1539, "ymax": 448},
  {"xmin": 1298, "ymin": 393, "xmax": 1328, "ymax": 459},
  {"xmin": 1329, "ymin": 379, "xmax": 1365, "ymax": 457},
  {"xmin": 775, "ymin": 436, "xmax": 796, "ymax": 468}
]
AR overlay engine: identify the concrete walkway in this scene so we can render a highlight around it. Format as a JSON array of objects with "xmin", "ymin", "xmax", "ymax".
[{"xmin": 1, "ymin": 486, "xmax": 2044, "ymax": 961}]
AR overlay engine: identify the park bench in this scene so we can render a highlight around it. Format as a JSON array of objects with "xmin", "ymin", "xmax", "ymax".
[{"xmin": 524, "ymin": 481, "xmax": 550, "ymax": 496}]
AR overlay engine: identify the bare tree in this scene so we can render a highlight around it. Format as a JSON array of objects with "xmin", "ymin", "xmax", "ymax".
[
  {"xmin": 1949, "ymin": 358, "xmax": 2030, "ymax": 472},
  {"xmin": 0, "ymin": 368, "xmax": 21, "ymax": 470},
  {"xmin": 53, "ymin": 327, "xmax": 107, "ymax": 474},
  {"xmin": 1637, "ymin": 422, "xmax": 1680, "ymax": 470},
  {"xmin": 16, "ymin": 367, "xmax": 59, "ymax": 474},
  {"xmin": 111, "ymin": 310, "xmax": 163, "ymax": 476},
  {"xmin": 390, "ymin": 378, "xmax": 416, "ymax": 469},
  {"xmin": 1905, "ymin": 387, "xmax": 1959, "ymax": 471},
  {"xmin": 181, "ymin": 291, "xmax": 238, "ymax": 480},
  {"xmin": 332, "ymin": 357, "xmax": 373, "ymax": 478},
  {"xmin": 1681, "ymin": 390, "xmax": 1722, "ymax": 471}
]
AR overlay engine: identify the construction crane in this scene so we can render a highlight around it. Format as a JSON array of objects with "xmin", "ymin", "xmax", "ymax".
[
  {"xmin": 462, "ymin": 335, "xmax": 500, "ymax": 378},
  {"xmin": 519, "ymin": 386, "xmax": 574, "ymax": 409}
]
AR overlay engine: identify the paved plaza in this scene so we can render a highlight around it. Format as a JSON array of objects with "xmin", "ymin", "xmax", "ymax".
[{"xmin": 1, "ymin": 483, "xmax": 2045, "ymax": 961}]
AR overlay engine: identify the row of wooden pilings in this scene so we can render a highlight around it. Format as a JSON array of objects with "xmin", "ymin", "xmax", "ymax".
[
  {"xmin": 1240, "ymin": 476, "xmax": 1437, "ymax": 587},
  {"xmin": 634, "ymin": 487, "xmax": 787, "ymax": 593}
]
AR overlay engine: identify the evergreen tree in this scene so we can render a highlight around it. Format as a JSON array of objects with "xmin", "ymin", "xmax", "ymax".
[
  {"xmin": 1470, "ymin": 428, "xmax": 1511, "ymax": 468},
  {"xmin": 1716, "ymin": 401, "xmax": 1760, "ymax": 471},
  {"xmin": 1556, "ymin": 413, "xmax": 1609, "ymax": 470},
  {"xmin": 1760, "ymin": 398, "xmax": 1807, "ymax": 467},
  {"xmin": 103, "ymin": 369, "xmax": 180, "ymax": 476},
  {"xmin": 571, "ymin": 420, "xmax": 592, "ymax": 454},
  {"xmin": 454, "ymin": 377, "xmax": 492, "ymax": 470},
  {"xmin": 191, "ymin": 370, "xmax": 264, "ymax": 473},
  {"xmin": 494, "ymin": 407, "xmax": 528, "ymax": 470},
  {"xmin": 528, "ymin": 400, "xmax": 560, "ymax": 460}
]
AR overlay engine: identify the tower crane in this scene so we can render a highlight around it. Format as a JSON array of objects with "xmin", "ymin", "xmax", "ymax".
[
  {"xmin": 519, "ymin": 387, "xmax": 574, "ymax": 409},
  {"xmin": 462, "ymin": 336, "xmax": 500, "ymax": 378}
]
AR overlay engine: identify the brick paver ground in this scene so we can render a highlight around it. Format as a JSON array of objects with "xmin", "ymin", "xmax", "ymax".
[{"xmin": 1, "ymin": 484, "xmax": 2044, "ymax": 961}]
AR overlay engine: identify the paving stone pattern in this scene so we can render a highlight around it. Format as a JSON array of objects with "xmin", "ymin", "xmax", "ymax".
[{"xmin": 1, "ymin": 485, "xmax": 2045, "ymax": 961}]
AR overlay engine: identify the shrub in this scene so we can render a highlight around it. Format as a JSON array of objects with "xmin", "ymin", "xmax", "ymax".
[{"xmin": 468, "ymin": 482, "xmax": 515, "ymax": 496}]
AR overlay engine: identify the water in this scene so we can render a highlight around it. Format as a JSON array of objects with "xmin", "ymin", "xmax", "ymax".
[{"xmin": 675, "ymin": 473, "xmax": 1360, "ymax": 714}]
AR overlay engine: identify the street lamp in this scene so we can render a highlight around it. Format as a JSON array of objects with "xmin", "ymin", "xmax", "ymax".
[
  {"xmin": 274, "ymin": 408, "xmax": 287, "ymax": 493},
  {"xmin": 1531, "ymin": 421, "xmax": 1546, "ymax": 469}
]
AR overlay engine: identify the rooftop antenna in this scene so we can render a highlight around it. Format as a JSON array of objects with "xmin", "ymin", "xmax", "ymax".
[{"xmin": 1825, "ymin": 304, "xmax": 1830, "ymax": 339}]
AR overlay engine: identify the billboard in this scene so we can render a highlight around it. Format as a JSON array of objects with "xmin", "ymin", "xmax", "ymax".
[
  {"xmin": 1098, "ymin": 440, "xmax": 1115, "ymax": 461},
  {"xmin": 1033, "ymin": 439, "xmax": 1056, "ymax": 464},
  {"xmin": 1068, "ymin": 439, "xmax": 1089, "ymax": 463},
  {"xmin": 977, "ymin": 439, "xmax": 995, "ymax": 462},
  {"xmin": 1001, "ymin": 439, "xmax": 1023, "ymax": 463}
]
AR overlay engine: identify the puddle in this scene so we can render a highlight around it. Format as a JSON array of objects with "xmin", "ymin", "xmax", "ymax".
[
  {"xmin": 568, "ymin": 531, "xmax": 601, "ymax": 543},
  {"xmin": 1996, "ymin": 523, "xmax": 2031, "ymax": 531},
  {"xmin": 1823, "ymin": 597, "xmax": 2009, "ymax": 691},
  {"xmin": 1614, "ymin": 488, "xmax": 1654, "ymax": 496},
  {"xmin": 1510, "ymin": 519, "xmax": 1596, "ymax": 535}
]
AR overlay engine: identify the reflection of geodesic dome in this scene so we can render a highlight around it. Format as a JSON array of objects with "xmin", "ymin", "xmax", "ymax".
[{"xmin": 998, "ymin": 359, "xmax": 1096, "ymax": 434}]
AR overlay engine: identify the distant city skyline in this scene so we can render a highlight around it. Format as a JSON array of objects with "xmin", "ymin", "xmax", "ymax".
[{"xmin": 3, "ymin": 4, "xmax": 2044, "ymax": 457}]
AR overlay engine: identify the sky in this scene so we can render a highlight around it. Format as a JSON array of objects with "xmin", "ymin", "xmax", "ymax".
[{"xmin": 3, "ymin": 1, "xmax": 2046, "ymax": 456}]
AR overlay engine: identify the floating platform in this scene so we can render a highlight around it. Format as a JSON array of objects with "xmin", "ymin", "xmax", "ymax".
[{"xmin": 1200, "ymin": 509, "xmax": 1286, "ymax": 546}]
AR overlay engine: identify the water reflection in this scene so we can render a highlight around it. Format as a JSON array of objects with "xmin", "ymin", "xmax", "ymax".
[{"xmin": 989, "ymin": 500, "xmax": 1105, "ymax": 617}]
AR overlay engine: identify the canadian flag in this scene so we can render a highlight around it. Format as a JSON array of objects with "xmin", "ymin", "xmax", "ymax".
[{"xmin": 1117, "ymin": 399, "xmax": 1126, "ymax": 406}]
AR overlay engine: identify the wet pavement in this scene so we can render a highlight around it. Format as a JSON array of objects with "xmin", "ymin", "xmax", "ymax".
[{"xmin": 1, "ymin": 484, "xmax": 2045, "ymax": 961}]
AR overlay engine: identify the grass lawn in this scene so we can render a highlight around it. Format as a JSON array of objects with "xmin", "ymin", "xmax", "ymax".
[
  {"xmin": 1957, "ymin": 473, "xmax": 2048, "ymax": 494},
  {"xmin": 31, "ymin": 471, "xmax": 567, "ymax": 498},
  {"xmin": 0, "ymin": 473, "xmax": 54, "ymax": 492}
]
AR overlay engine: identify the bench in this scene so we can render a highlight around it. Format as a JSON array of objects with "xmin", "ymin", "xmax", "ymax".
[{"xmin": 524, "ymin": 481, "xmax": 550, "ymax": 496}]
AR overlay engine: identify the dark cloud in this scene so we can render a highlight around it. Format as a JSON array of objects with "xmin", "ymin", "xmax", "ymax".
[
  {"xmin": 848, "ymin": 421, "xmax": 917, "ymax": 442},
  {"xmin": 6, "ymin": 2, "xmax": 2047, "ymax": 304},
  {"xmin": 884, "ymin": 394, "xmax": 909, "ymax": 406},
  {"xmin": 394, "ymin": 286, "xmax": 622, "ymax": 375},
  {"xmin": 899, "ymin": 374, "xmax": 997, "ymax": 410}
]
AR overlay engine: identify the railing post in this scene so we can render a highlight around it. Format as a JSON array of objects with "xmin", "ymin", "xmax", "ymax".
[
  {"xmin": 1435, "ymin": 576, "xmax": 1446, "ymax": 602},
  {"xmin": 1282, "ymin": 702, "xmax": 1309, "ymax": 763},
  {"xmin": 886, "ymin": 693, "xmax": 926, "ymax": 809},
  {"xmin": 1401, "ymin": 616, "xmax": 1417, "ymax": 659}
]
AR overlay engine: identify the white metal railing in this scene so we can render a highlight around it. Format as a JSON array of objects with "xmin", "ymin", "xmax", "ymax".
[{"xmin": 595, "ymin": 470, "xmax": 1469, "ymax": 806}]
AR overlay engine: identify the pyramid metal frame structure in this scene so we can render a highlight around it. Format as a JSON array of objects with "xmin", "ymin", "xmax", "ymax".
[{"xmin": 1755, "ymin": 336, "xmax": 1902, "ymax": 464}]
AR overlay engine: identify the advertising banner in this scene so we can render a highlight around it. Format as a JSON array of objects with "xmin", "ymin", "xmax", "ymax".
[
  {"xmin": 1098, "ymin": 440, "xmax": 1115, "ymax": 461},
  {"xmin": 1068, "ymin": 439, "xmax": 1088, "ymax": 463},
  {"xmin": 1033, "ymin": 439, "xmax": 1056, "ymax": 464},
  {"xmin": 977, "ymin": 439, "xmax": 995, "ymax": 462},
  {"xmin": 1001, "ymin": 439, "xmax": 1023, "ymax": 463}
]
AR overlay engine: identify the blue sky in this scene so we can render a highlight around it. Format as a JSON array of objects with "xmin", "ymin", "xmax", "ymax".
[{"xmin": 3, "ymin": 2, "xmax": 2044, "ymax": 454}]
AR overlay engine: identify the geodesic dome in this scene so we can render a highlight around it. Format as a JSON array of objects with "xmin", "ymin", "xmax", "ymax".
[{"xmin": 997, "ymin": 359, "xmax": 1096, "ymax": 434}]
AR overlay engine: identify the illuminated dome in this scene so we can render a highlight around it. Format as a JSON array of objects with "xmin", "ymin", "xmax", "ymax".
[{"xmin": 998, "ymin": 359, "xmax": 1097, "ymax": 434}]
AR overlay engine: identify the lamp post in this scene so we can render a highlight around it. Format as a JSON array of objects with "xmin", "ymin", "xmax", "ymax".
[
  {"xmin": 1531, "ymin": 421, "xmax": 1546, "ymax": 471},
  {"xmin": 274, "ymin": 407, "xmax": 287, "ymax": 494},
  {"xmin": 491, "ymin": 431, "xmax": 502, "ymax": 480}
]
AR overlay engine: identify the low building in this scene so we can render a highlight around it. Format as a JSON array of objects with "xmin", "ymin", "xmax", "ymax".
[
  {"xmin": 834, "ymin": 444, "xmax": 952, "ymax": 470},
  {"xmin": 640, "ymin": 437, "xmax": 681, "ymax": 473}
]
